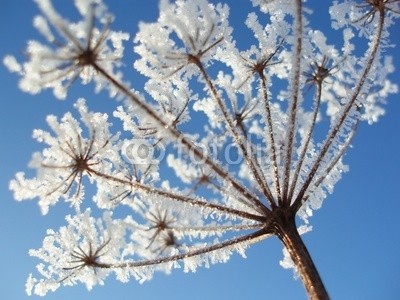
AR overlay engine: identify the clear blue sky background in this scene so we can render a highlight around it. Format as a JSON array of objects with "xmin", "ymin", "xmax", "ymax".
[{"xmin": 0, "ymin": 1, "xmax": 399, "ymax": 299}]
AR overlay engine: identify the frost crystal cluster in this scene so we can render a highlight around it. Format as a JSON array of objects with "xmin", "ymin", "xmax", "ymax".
[{"xmin": 5, "ymin": 0, "xmax": 398, "ymax": 298}]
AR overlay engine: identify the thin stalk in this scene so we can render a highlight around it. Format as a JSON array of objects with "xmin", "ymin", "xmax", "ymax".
[
  {"xmin": 292, "ymin": 9, "xmax": 385, "ymax": 209},
  {"xmin": 170, "ymin": 223, "xmax": 264, "ymax": 233},
  {"xmin": 259, "ymin": 72, "xmax": 282, "ymax": 204},
  {"xmin": 88, "ymin": 167, "xmax": 266, "ymax": 222},
  {"xmin": 193, "ymin": 57, "xmax": 277, "ymax": 208},
  {"xmin": 294, "ymin": 118, "xmax": 359, "ymax": 211},
  {"xmin": 282, "ymin": 0, "xmax": 304, "ymax": 203},
  {"xmin": 288, "ymin": 82, "xmax": 323, "ymax": 203},
  {"xmin": 110, "ymin": 229, "xmax": 269, "ymax": 269}
]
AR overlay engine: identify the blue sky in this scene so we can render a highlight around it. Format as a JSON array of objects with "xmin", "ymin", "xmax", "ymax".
[{"xmin": 0, "ymin": 1, "xmax": 399, "ymax": 299}]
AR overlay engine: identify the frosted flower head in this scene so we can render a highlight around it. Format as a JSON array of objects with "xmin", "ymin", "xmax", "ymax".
[
  {"xmin": 134, "ymin": 0, "xmax": 231, "ymax": 80},
  {"xmin": 26, "ymin": 209, "xmax": 127, "ymax": 296},
  {"xmin": 235, "ymin": 39, "xmax": 284, "ymax": 90},
  {"xmin": 330, "ymin": 0, "xmax": 400, "ymax": 37},
  {"xmin": 303, "ymin": 55, "xmax": 341, "ymax": 86},
  {"xmin": 143, "ymin": 207, "xmax": 179, "ymax": 254},
  {"xmin": 3, "ymin": 0, "xmax": 129, "ymax": 99},
  {"xmin": 9, "ymin": 99, "xmax": 120, "ymax": 214},
  {"xmin": 352, "ymin": 0, "xmax": 400, "ymax": 24}
]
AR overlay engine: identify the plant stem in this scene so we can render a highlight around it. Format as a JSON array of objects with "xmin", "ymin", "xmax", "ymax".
[{"xmin": 274, "ymin": 212, "xmax": 329, "ymax": 300}]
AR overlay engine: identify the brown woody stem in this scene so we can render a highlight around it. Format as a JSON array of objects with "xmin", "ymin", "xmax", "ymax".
[{"xmin": 273, "ymin": 211, "xmax": 329, "ymax": 300}]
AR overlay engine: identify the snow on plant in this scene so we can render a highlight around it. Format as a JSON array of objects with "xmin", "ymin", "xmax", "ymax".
[{"xmin": 4, "ymin": 0, "xmax": 399, "ymax": 298}]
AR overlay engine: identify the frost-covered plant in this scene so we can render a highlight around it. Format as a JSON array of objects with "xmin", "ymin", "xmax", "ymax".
[{"xmin": 4, "ymin": 0, "xmax": 399, "ymax": 298}]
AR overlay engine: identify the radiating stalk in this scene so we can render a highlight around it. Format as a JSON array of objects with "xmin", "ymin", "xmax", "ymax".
[
  {"xmin": 109, "ymin": 229, "xmax": 269, "ymax": 269},
  {"xmin": 282, "ymin": 0, "xmax": 304, "ymax": 203},
  {"xmin": 259, "ymin": 72, "xmax": 282, "ymax": 203},
  {"xmin": 292, "ymin": 9, "xmax": 385, "ymax": 209},
  {"xmin": 193, "ymin": 57, "xmax": 277, "ymax": 208},
  {"xmin": 88, "ymin": 167, "xmax": 267, "ymax": 222},
  {"xmin": 288, "ymin": 82, "xmax": 323, "ymax": 203},
  {"xmin": 294, "ymin": 118, "xmax": 359, "ymax": 212}
]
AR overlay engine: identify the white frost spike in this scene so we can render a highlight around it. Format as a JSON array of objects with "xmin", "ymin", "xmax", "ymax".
[
  {"xmin": 3, "ymin": 55, "xmax": 22, "ymax": 74},
  {"xmin": 33, "ymin": 15, "xmax": 55, "ymax": 42}
]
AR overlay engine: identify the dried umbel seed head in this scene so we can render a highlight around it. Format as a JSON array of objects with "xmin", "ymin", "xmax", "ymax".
[
  {"xmin": 5, "ymin": 0, "xmax": 398, "ymax": 298},
  {"xmin": 354, "ymin": 0, "xmax": 400, "ymax": 23},
  {"xmin": 304, "ymin": 56, "xmax": 340, "ymax": 86},
  {"xmin": 62, "ymin": 238, "xmax": 112, "ymax": 279}
]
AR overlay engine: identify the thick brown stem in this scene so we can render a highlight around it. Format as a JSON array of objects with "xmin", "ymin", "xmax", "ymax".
[{"xmin": 274, "ymin": 212, "xmax": 329, "ymax": 300}]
